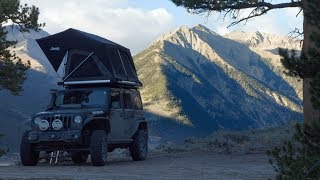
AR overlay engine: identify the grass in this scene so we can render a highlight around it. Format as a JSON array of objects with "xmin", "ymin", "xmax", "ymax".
[{"xmin": 153, "ymin": 121, "xmax": 299, "ymax": 154}]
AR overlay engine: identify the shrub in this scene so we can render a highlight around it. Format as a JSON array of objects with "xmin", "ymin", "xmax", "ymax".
[{"xmin": 267, "ymin": 121, "xmax": 320, "ymax": 179}]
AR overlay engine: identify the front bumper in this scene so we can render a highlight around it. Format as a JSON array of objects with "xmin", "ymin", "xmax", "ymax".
[{"xmin": 28, "ymin": 130, "xmax": 81, "ymax": 143}]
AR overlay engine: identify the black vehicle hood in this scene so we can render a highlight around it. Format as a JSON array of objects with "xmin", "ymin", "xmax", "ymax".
[{"xmin": 34, "ymin": 108, "xmax": 105, "ymax": 117}]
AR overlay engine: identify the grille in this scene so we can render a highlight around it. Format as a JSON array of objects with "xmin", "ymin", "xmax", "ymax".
[{"xmin": 44, "ymin": 116, "xmax": 72, "ymax": 131}]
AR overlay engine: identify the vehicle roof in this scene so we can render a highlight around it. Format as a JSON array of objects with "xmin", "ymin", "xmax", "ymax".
[{"xmin": 63, "ymin": 87, "xmax": 140, "ymax": 92}]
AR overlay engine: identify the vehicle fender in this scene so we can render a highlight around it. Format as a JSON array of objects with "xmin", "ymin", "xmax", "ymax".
[
  {"xmin": 82, "ymin": 117, "xmax": 110, "ymax": 135},
  {"xmin": 131, "ymin": 118, "xmax": 148, "ymax": 137}
]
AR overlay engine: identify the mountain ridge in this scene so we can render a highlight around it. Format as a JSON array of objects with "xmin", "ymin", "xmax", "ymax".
[{"xmin": 135, "ymin": 24, "xmax": 302, "ymax": 141}]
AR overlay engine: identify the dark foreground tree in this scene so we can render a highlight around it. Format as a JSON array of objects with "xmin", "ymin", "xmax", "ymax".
[
  {"xmin": 171, "ymin": 0, "xmax": 320, "ymax": 178},
  {"xmin": 0, "ymin": 0, "xmax": 43, "ymax": 157},
  {"xmin": 0, "ymin": 0, "xmax": 43, "ymax": 95},
  {"xmin": 267, "ymin": 121, "xmax": 320, "ymax": 179}
]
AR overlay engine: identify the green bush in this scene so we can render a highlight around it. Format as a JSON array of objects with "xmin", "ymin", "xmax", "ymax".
[{"xmin": 267, "ymin": 121, "xmax": 320, "ymax": 179}]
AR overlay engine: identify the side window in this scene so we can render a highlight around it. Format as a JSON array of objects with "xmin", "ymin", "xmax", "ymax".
[
  {"xmin": 110, "ymin": 91, "xmax": 121, "ymax": 109},
  {"xmin": 123, "ymin": 93, "xmax": 132, "ymax": 109},
  {"xmin": 133, "ymin": 94, "xmax": 143, "ymax": 110}
]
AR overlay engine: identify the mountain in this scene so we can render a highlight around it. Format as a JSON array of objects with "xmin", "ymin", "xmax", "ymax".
[
  {"xmin": 224, "ymin": 31, "xmax": 302, "ymax": 99},
  {"xmin": 134, "ymin": 24, "xmax": 303, "ymax": 141},
  {"xmin": 0, "ymin": 26, "xmax": 59, "ymax": 150}
]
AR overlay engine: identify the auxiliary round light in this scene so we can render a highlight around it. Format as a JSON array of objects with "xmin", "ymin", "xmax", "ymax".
[
  {"xmin": 74, "ymin": 115, "xmax": 82, "ymax": 124},
  {"xmin": 52, "ymin": 119, "xmax": 63, "ymax": 130},
  {"xmin": 33, "ymin": 117, "xmax": 42, "ymax": 125},
  {"xmin": 38, "ymin": 120, "xmax": 49, "ymax": 131}
]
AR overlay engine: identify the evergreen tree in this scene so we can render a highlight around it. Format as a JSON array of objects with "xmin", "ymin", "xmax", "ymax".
[
  {"xmin": 267, "ymin": 121, "xmax": 320, "ymax": 179},
  {"xmin": 0, "ymin": 0, "xmax": 43, "ymax": 157},
  {"xmin": 269, "ymin": 1, "xmax": 320, "ymax": 178},
  {"xmin": 0, "ymin": 0, "xmax": 44, "ymax": 95}
]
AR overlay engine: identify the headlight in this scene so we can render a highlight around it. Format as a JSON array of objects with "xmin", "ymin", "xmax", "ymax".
[
  {"xmin": 74, "ymin": 115, "xmax": 82, "ymax": 124},
  {"xmin": 33, "ymin": 117, "xmax": 42, "ymax": 125},
  {"xmin": 52, "ymin": 119, "xmax": 63, "ymax": 130},
  {"xmin": 38, "ymin": 120, "xmax": 49, "ymax": 131}
]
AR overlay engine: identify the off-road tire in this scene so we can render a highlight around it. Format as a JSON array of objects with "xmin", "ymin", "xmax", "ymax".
[
  {"xmin": 130, "ymin": 129, "xmax": 148, "ymax": 161},
  {"xmin": 71, "ymin": 151, "xmax": 88, "ymax": 164},
  {"xmin": 20, "ymin": 131, "xmax": 39, "ymax": 166},
  {"xmin": 90, "ymin": 130, "xmax": 108, "ymax": 166}
]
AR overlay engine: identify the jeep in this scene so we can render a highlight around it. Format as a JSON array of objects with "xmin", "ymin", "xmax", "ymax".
[{"xmin": 20, "ymin": 86, "xmax": 148, "ymax": 166}]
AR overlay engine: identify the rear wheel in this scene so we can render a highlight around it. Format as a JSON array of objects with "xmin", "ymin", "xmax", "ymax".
[
  {"xmin": 20, "ymin": 131, "xmax": 39, "ymax": 166},
  {"xmin": 90, "ymin": 130, "xmax": 108, "ymax": 166},
  {"xmin": 129, "ymin": 129, "xmax": 148, "ymax": 161},
  {"xmin": 71, "ymin": 151, "xmax": 88, "ymax": 164}
]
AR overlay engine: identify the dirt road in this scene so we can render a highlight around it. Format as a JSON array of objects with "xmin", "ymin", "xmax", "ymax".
[{"xmin": 0, "ymin": 151, "xmax": 275, "ymax": 180}]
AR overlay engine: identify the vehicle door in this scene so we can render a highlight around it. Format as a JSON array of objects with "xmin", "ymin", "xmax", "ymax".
[
  {"xmin": 108, "ymin": 90, "xmax": 126, "ymax": 139},
  {"xmin": 122, "ymin": 91, "xmax": 134, "ymax": 138},
  {"xmin": 128, "ymin": 91, "xmax": 144, "ymax": 136}
]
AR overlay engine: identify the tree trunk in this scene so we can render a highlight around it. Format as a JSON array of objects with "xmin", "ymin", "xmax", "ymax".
[
  {"xmin": 303, "ymin": 78, "xmax": 318, "ymax": 122},
  {"xmin": 302, "ymin": 0, "xmax": 320, "ymax": 122}
]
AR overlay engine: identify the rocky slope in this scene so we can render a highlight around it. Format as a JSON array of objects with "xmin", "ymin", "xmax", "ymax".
[
  {"xmin": 134, "ymin": 24, "xmax": 302, "ymax": 141},
  {"xmin": 224, "ymin": 31, "xmax": 303, "ymax": 99}
]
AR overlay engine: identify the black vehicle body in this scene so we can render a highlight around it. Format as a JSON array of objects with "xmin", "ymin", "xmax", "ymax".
[
  {"xmin": 21, "ymin": 86, "xmax": 148, "ymax": 166},
  {"xmin": 20, "ymin": 29, "xmax": 148, "ymax": 166}
]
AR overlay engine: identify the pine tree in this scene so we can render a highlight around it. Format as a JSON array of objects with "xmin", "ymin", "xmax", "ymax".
[
  {"xmin": 0, "ymin": 0, "xmax": 44, "ymax": 95},
  {"xmin": 0, "ymin": 0, "xmax": 43, "ymax": 157},
  {"xmin": 267, "ymin": 121, "xmax": 320, "ymax": 179},
  {"xmin": 268, "ymin": 1, "xmax": 320, "ymax": 177}
]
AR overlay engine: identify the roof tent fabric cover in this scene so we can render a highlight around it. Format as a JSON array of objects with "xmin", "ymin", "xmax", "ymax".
[{"xmin": 36, "ymin": 28, "xmax": 141, "ymax": 86}]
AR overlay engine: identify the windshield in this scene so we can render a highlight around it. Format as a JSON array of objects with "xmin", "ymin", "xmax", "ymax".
[{"xmin": 55, "ymin": 89, "xmax": 107, "ymax": 108}]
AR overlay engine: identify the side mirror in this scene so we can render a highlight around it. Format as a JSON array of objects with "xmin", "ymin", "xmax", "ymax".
[{"xmin": 48, "ymin": 89, "xmax": 58, "ymax": 109}]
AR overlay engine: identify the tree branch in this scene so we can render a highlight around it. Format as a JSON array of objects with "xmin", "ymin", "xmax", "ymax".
[
  {"xmin": 172, "ymin": 0, "xmax": 302, "ymax": 27},
  {"xmin": 172, "ymin": 0, "xmax": 302, "ymax": 11}
]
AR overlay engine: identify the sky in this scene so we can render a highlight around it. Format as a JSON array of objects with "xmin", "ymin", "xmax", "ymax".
[{"xmin": 20, "ymin": 0, "xmax": 303, "ymax": 54}]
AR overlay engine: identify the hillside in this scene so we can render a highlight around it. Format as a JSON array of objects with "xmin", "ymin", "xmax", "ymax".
[
  {"xmin": 224, "ymin": 31, "xmax": 303, "ymax": 99},
  {"xmin": 134, "ymin": 24, "xmax": 302, "ymax": 141}
]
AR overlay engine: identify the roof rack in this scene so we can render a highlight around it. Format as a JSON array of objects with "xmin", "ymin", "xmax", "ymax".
[{"xmin": 58, "ymin": 80, "xmax": 142, "ymax": 89}]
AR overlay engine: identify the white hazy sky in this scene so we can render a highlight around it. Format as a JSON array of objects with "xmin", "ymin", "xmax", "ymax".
[{"xmin": 21, "ymin": 0, "xmax": 303, "ymax": 54}]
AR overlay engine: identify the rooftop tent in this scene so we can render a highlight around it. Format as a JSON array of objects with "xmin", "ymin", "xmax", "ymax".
[{"xmin": 36, "ymin": 28, "xmax": 142, "ymax": 87}]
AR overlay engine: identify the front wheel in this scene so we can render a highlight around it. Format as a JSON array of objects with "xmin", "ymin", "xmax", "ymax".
[
  {"xmin": 129, "ymin": 129, "xmax": 148, "ymax": 161},
  {"xmin": 20, "ymin": 131, "xmax": 39, "ymax": 166},
  {"xmin": 90, "ymin": 130, "xmax": 108, "ymax": 166}
]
